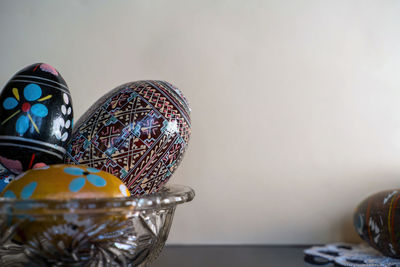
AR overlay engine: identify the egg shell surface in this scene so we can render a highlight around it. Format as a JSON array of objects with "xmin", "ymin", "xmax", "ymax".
[
  {"xmin": 354, "ymin": 189, "xmax": 400, "ymax": 258},
  {"xmin": 65, "ymin": 80, "xmax": 191, "ymax": 196},
  {"xmin": 1, "ymin": 164, "xmax": 130, "ymax": 245},
  {"xmin": 0, "ymin": 63, "xmax": 73, "ymax": 174},
  {"xmin": 1, "ymin": 164, "xmax": 130, "ymax": 199},
  {"xmin": 0, "ymin": 162, "xmax": 16, "ymax": 193}
]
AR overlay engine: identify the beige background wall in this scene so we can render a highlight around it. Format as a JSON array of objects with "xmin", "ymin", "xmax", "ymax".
[{"xmin": 1, "ymin": 0, "xmax": 400, "ymax": 244}]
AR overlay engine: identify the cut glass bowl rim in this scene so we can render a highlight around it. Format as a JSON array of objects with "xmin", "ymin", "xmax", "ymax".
[{"xmin": 0, "ymin": 184, "xmax": 195, "ymax": 215}]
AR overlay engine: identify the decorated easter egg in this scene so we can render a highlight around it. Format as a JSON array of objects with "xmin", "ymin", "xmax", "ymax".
[
  {"xmin": 0, "ymin": 164, "xmax": 130, "ymax": 245},
  {"xmin": 0, "ymin": 63, "xmax": 73, "ymax": 175},
  {"xmin": 0, "ymin": 162, "xmax": 16, "ymax": 193},
  {"xmin": 354, "ymin": 189, "xmax": 400, "ymax": 258},
  {"xmin": 1, "ymin": 164, "xmax": 130, "ymax": 199},
  {"xmin": 65, "ymin": 81, "xmax": 191, "ymax": 196}
]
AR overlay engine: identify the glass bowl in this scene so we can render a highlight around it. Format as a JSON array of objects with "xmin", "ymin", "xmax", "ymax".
[{"xmin": 0, "ymin": 184, "xmax": 194, "ymax": 266}]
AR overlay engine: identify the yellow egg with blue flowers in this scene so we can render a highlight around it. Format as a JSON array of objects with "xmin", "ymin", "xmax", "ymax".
[
  {"xmin": 1, "ymin": 164, "xmax": 130, "ymax": 199},
  {"xmin": 0, "ymin": 164, "xmax": 131, "ymax": 245}
]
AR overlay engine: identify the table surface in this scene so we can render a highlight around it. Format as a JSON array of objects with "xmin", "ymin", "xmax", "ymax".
[{"xmin": 150, "ymin": 245, "xmax": 330, "ymax": 267}]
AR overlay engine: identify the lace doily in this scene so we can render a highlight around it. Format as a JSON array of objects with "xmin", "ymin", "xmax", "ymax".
[{"xmin": 304, "ymin": 243, "xmax": 400, "ymax": 267}]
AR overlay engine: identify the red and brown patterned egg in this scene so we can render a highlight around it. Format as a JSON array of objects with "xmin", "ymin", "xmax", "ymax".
[
  {"xmin": 0, "ymin": 63, "xmax": 73, "ymax": 178},
  {"xmin": 354, "ymin": 189, "xmax": 400, "ymax": 258},
  {"xmin": 64, "ymin": 81, "xmax": 191, "ymax": 196}
]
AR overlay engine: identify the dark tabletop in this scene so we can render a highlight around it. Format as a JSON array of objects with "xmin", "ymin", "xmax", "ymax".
[{"xmin": 150, "ymin": 245, "xmax": 330, "ymax": 267}]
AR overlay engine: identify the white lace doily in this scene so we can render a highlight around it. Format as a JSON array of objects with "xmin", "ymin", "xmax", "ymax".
[{"xmin": 304, "ymin": 243, "xmax": 400, "ymax": 267}]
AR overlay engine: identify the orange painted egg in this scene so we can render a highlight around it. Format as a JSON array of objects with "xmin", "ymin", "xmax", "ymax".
[
  {"xmin": 1, "ymin": 164, "xmax": 130, "ymax": 199},
  {"xmin": 0, "ymin": 164, "xmax": 131, "ymax": 245}
]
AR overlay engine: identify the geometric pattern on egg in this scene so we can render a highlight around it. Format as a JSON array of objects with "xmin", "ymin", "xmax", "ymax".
[{"xmin": 64, "ymin": 80, "xmax": 191, "ymax": 196}]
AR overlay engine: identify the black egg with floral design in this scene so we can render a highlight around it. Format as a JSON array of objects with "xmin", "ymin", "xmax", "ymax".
[{"xmin": 0, "ymin": 63, "xmax": 73, "ymax": 178}]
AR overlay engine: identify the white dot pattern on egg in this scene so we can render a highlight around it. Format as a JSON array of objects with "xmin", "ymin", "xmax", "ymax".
[
  {"xmin": 63, "ymin": 93, "xmax": 69, "ymax": 105},
  {"xmin": 54, "ymin": 93, "xmax": 72, "ymax": 141}
]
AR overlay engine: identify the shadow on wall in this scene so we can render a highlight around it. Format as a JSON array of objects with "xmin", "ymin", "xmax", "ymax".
[{"xmin": 338, "ymin": 214, "xmax": 360, "ymax": 243}]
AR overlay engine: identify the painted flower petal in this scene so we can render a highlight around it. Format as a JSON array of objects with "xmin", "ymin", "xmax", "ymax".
[
  {"xmin": 0, "ymin": 156, "xmax": 23, "ymax": 174},
  {"xmin": 87, "ymin": 167, "xmax": 100, "ymax": 173},
  {"xmin": 69, "ymin": 177, "xmax": 86, "ymax": 192},
  {"xmin": 16, "ymin": 115, "xmax": 29, "ymax": 135},
  {"xmin": 21, "ymin": 181, "xmax": 37, "ymax": 199},
  {"xmin": 40, "ymin": 64, "xmax": 58, "ymax": 76},
  {"xmin": 3, "ymin": 97, "xmax": 18, "ymax": 110},
  {"xmin": 119, "ymin": 184, "xmax": 130, "ymax": 197},
  {"xmin": 31, "ymin": 103, "xmax": 48, "ymax": 117},
  {"xmin": 3, "ymin": 190, "xmax": 16, "ymax": 198},
  {"xmin": 33, "ymin": 163, "xmax": 48, "ymax": 169},
  {"xmin": 64, "ymin": 167, "xmax": 84, "ymax": 176},
  {"xmin": 23, "ymin": 84, "xmax": 42, "ymax": 101},
  {"xmin": 87, "ymin": 174, "xmax": 106, "ymax": 187},
  {"xmin": 63, "ymin": 93, "xmax": 69, "ymax": 104},
  {"xmin": 61, "ymin": 132, "xmax": 68, "ymax": 142}
]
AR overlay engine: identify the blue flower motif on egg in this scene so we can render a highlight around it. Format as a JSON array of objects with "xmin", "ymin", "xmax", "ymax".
[
  {"xmin": 2, "ymin": 84, "xmax": 51, "ymax": 135},
  {"xmin": 64, "ymin": 167, "xmax": 107, "ymax": 193},
  {"xmin": 3, "ymin": 181, "xmax": 37, "ymax": 199}
]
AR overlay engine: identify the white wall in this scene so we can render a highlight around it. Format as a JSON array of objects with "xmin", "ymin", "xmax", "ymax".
[{"xmin": 1, "ymin": 0, "xmax": 400, "ymax": 244}]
